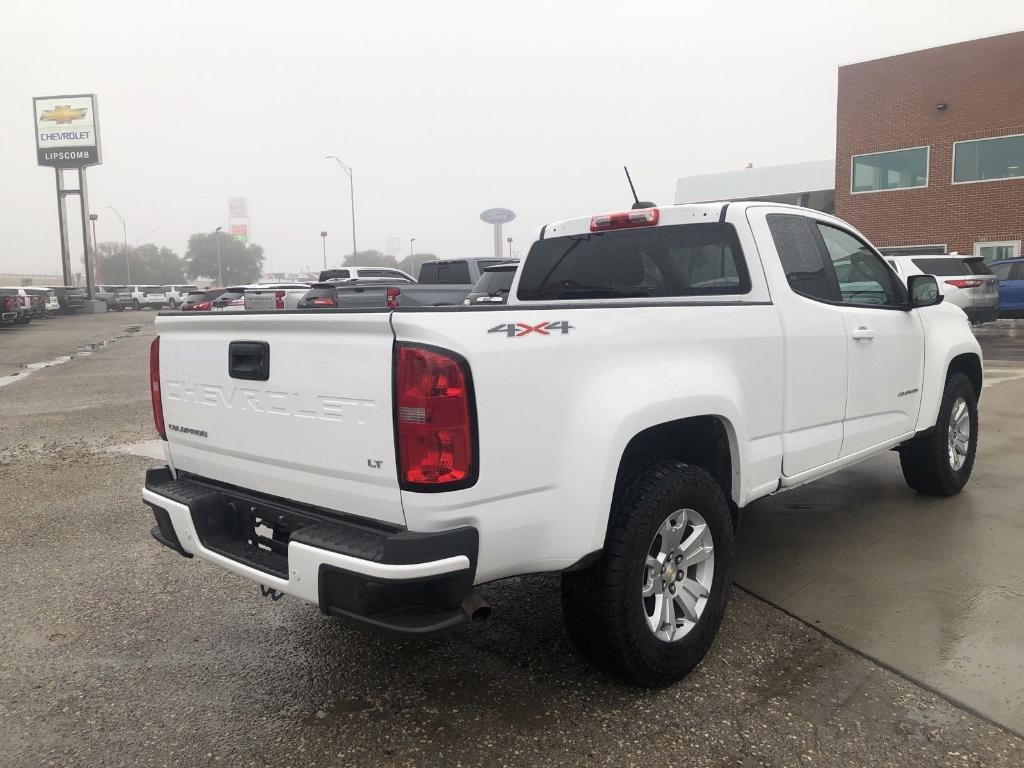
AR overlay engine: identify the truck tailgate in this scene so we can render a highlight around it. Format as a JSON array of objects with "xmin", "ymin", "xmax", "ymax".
[{"xmin": 156, "ymin": 312, "xmax": 404, "ymax": 526}]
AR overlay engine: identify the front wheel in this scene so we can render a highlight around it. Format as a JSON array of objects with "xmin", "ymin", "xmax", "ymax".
[
  {"xmin": 131, "ymin": 299, "xmax": 140, "ymax": 311},
  {"xmin": 899, "ymin": 372, "xmax": 978, "ymax": 496},
  {"xmin": 166, "ymin": 299, "xmax": 177, "ymax": 309},
  {"xmin": 562, "ymin": 462, "xmax": 734, "ymax": 688}
]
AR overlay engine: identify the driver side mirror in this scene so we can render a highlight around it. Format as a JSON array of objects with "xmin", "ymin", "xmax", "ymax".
[{"xmin": 907, "ymin": 274, "xmax": 943, "ymax": 309}]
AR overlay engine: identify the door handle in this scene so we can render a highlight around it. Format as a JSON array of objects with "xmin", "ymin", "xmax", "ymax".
[{"xmin": 851, "ymin": 327, "xmax": 875, "ymax": 342}]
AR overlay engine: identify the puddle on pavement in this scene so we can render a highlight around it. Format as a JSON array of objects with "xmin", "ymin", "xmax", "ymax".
[{"xmin": 0, "ymin": 325, "xmax": 143, "ymax": 389}]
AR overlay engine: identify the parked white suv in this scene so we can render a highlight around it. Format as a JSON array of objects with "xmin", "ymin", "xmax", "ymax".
[
  {"xmin": 162, "ymin": 285, "xmax": 199, "ymax": 310},
  {"xmin": 143, "ymin": 201, "xmax": 981, "ymax": 688},
  {"xmin": 126, "ymin": 285, "xmax": 168, "ymax": 310},
  {"xmin": 887, "ymin": 254, "xmax": 999, "ymax": 324}
]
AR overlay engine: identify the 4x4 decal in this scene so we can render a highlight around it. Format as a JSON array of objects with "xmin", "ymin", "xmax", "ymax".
[{"xmin": 488, "ymin": 321, "xmax": 574, "ymax": 338}]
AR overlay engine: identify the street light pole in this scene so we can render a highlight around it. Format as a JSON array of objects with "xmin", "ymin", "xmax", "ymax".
[
  {"xmin": 107, "ymin": 206, "xmax": 129, "ymax": 283},
  {"xmin": 89, "ymin": 213, "xmax": 100, "ymax": 284},
  {"xmin": 507, "ymin": 236, "xmax": 513, "ymax": 258},
  {"xmin": 321, "ymin": 230, "xmax": 328, "ymax": 270},
  {"xmin": 215, "ymin": 226, "xmax": 224, "ymax": 286},
  {"xmin": 325, "ymin": 156, "xmax": 357, "ymax": 260}
]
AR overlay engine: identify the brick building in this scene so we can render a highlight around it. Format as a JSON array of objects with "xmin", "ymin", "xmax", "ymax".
[{"xmin": 835, "ymin": 31, "xmax": 1024, "ymax": 260}]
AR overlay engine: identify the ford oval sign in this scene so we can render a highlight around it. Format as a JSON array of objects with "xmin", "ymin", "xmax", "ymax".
[{"xmin": 480, "ymin": 208, "xmax": 516, "ymax": 225}]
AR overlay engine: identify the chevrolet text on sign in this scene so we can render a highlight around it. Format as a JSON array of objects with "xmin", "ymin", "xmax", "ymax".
[{"xmin": 33, "ymin": 94, "xmax": 102, "ymax": 167}]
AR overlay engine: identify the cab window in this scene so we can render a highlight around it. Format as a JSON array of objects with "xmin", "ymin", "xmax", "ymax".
[{"xmin": 816, "ymin": 224, "xmax": 904, "ymax": 307}]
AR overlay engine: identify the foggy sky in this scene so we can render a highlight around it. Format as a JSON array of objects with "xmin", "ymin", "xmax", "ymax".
[{"xmin": 1, "ymin": 0, "xmax": 1022, "ymax": 277}]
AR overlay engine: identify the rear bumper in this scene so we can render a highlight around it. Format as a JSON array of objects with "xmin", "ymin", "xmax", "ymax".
[
  {"xmin": 964, "ymin": 305, "xmax": 999, "ymax": 324},
  {"xmin": 142, "ymin": 467, "xmax": 478, "ymax": 636}
]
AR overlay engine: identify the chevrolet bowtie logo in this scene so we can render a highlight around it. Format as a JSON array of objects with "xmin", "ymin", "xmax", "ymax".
[{"xmin": 40, "ymin": 106, "xmax": 88, "ymax": 124}]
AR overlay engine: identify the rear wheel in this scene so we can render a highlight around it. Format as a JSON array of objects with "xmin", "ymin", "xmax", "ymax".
[
  {"xmin": 166, "ymin": 298, "xmax": 177, "ymax": 309},
  {"xmin": 131, "ymin": 299, "xmax": 140, "ymax": 311},
  {"xmin": 562, "ymin": 462, "xmax": 734, "ymax": 688},
  {"xmin": 899, "ymin": 372, "xmax": 978, "ymax": 496}
]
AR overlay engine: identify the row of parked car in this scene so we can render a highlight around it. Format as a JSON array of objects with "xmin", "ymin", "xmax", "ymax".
[
  {"xmin": 175, "ymin": 258, "xmax": 519, "ymax": 314},
  {"xmin": 0, "ymin": 285, "xmax": 82, "ymax": 328},
  {"xmin": 882, "ymin": 253, "xmax": 1016, "ymax": 324}
]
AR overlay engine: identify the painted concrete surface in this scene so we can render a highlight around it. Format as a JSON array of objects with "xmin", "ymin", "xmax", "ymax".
[{"xmin": 735, "ymin": 324, "xmax": 1024, "ymax": 735}]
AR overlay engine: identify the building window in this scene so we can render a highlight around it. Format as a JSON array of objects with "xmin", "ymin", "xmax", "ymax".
[
  {"xmin": 851, "ymin": 147, "xmax": 929, "ymax": 193},
  {"xmin": 974, "ymin": 240, "xmax": 1021, "ymax": 263},
  {"xmin": 953, "ymin": 134, "xmax": 1024, "ymax": 183}
]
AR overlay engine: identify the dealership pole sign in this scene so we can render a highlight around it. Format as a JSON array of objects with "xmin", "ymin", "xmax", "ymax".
[
  {"xmin": 480, "ymin": 207, "xmax": 515, "ymax": 260},
  {"xmin": 34, "ymin": 94, "xmax": 102, "ymax": 167}
]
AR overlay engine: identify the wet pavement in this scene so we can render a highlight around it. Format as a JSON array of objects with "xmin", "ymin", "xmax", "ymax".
[
  {"xmin": 736, "ymin": 319, "xmax": 1024, "ymax": 735},
  {"xmin": 1, "ymin": 311, "xmax": 1023, "ymax": 766}
]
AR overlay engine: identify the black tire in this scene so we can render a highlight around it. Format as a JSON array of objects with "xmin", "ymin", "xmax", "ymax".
[
  {"xmin": 562, "ymin": 462, "xmax": 734, "ymax": 688},
  {"xmin": 899, "ymin": 372, "xmax": 978, "ymax": 496},
  {"xmin": 115, "ymin": 305, "xmax": 125, "ymax": 312},
  {"xmin": 131, "ymin": 299, "xmax": 140, "ymax": 311},
  {"xmin": 167, "ymin": 299, "xmax": 177, "ymax": 309}
]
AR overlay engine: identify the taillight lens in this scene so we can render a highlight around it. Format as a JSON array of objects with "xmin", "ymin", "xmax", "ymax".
[
  {"xmin": 590, "ymin": 208, "xmax": 659, "ymax": 231},
  {"xmin": 395, "ymin": 344, "xmax": 476, "ymax": 489},
  {"xmin": 150, "ymin": 337, "xmax": 166, "ymax": 440},
  {"xmin": 230, "ymin": 298, "xmax": 244, "ymax": 306},
  {"xmin": 275, "ymin": 290, "xmax": 285, "ymax": 309},
  {"xmin": 311, "ymin": 296, "xmax": 336, "ymax": 307},
  {"xmin": 193, "ymin": 300, "xmax": 211, "ymax": 311},
  {"xmin": 945, "ymin": 279, "xmax": 983, "ymax": 289},
  {"xmin": 387, "ymin": 287, "xmax": 401, "ymax": 309}
]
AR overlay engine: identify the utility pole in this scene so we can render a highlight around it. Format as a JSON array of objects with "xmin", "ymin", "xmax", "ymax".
[
  {"xmin": 321, "ymin": 230, "xmax": 328, "ymax": 270},
  {"xmin": 107, "ymin": 206, "xmax": 129, "ymax": 283},
  {"xmin": 215, "ymin": 226, "xmax": 224, "ymax": 286},
  {"xmin": 325, "ymin": 156, "xmax": 357, "ymax": 260}
]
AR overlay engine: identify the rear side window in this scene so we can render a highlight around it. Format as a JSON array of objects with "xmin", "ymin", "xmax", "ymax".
[
  {"xmin": 418, "ymin": 261, "xmax": 471, "ymax": 284},
  {"xmin": 911, "ymin": 258, "xmax": 970, "ymax": 276},
  {"xmin": 318, "ymin": 269, "xmax": 350, "ymax": 281},
  {"xmin": 516, "ymin": 222, "xmax": 750, "ymax": 301},
  {"xmin": 991, "ymin": 263, "xmax": 1013, "ymax": 280},
  {"xmin": 961, "ymin": 258, "xmax": 994, "ymax": 276},
  {"xmin": 767, "ymin": 214, "xmax": 840, "ymax": 302}
]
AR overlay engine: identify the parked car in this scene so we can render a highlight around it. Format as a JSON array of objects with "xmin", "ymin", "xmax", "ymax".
[
  {"xmin": 181, "ymin": 288, "xmax": 226, "ymax": 311},
  {"xmin": 24, "ymin": 287, "xmax": 59, "ymax": 315},
  {"xmin": 886, "ymin": 254, "xmax": 999, "ymax": 324},
  {"xmin": 162, "ymin": 284, "xmax": 199, "ymax": 309},
  {"xmin": 318, "ymin": 266, "xmax": 415, "ymax": 283},
  {"xmin": 47, "ymin": 286, "xmax": 86, "ymax": 315},
  {"xmin": 209, "ymin": 286, "xmax": 248, "ymax": 312},
  {"xmin": 462, "ymin": 262, "xmax": 519, "ymax": 305},
  {"xmin": 0, "ymin": 289, "xmax": 26, "ymax": 325},
  {"xmin": 126, "ymin": 285, "xmax": 168, "ymax": 310},
  {"xmin": 988, "ymin": 257, "xmax": 1024, "ymax": 318},
  {"xmin": 0, "ymin": 287, "xmax": 42, "ymax": 320},
  {"xmin": 144, "ymin": 201, "xmax": 981, "ymax": 688},
  {"xmin": 95, "ymin": 285, "xmax": 130, "ymax": 311},
  {"xmin": 242, "ymin": 283, "xmax": 312, "ymax": 311},
  {"xmin": 297, "ymin": 278, "xmax": 407, "ymax": 309}
]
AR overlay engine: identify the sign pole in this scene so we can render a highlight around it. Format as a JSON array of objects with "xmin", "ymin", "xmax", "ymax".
[
  {"xmin": 493, "ymin": 223, "xmax": 503, "ymax": 259},
  {"xmin": 54, "ymin": 168, "xmax": 72, "ymax": 286},
  {"xmin": 78, "ymin": 167, "xmax": 95, "ymax": 300}
]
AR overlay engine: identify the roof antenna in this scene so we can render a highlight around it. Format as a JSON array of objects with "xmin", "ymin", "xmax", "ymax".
[{"xmin": 624, "ymin": 166, "xmax": 657, "ymax": 209}]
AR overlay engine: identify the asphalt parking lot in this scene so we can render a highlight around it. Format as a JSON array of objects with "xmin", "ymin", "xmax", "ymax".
[{"xmin": 1, "ymin": 311, "xmax": 1023, "ymax": 767}]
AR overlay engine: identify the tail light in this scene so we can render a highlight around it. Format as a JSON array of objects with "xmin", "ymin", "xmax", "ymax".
[
  {"xmin": 275, "ymin": 290, "xmax": 286, "ymax": 309},
  {"xmin": 590, "ymin": 208, "xmax": 659, "ymax": 231},
  {"xmin": 150, "ymin": 337, "xmax": 166, "ymax": 440},
  {"xmin": 394, "ymin": 344, "xmax": 476, "ymax": 489},
  {"xmin": 229, "ymin": 298, "xmax": 244, "ymax": 306},
  {"xmin": 945, "ymin": 279, "xmax": 983, "ymax": 289},
  {"xmin": 192, "ymin": 300, "xmax": 212, "ymax": 311},
  {"xmin": 311, "ymin": 296, "xmax": 336, "ymax": 307},
  {"xmin": 387, "ymin": 287, "xmax": 401, "ymax": 309}
]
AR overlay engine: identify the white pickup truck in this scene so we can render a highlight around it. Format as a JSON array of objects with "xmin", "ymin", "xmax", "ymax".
[{"xmin": 143, "ymin": 201, "xmax": 981, "ymax": 687}]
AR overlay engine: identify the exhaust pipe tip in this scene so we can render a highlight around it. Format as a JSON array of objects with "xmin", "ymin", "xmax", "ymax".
[{"xmin": 461, "ymin": 590, "xmax": 492, "ymax": 622}]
